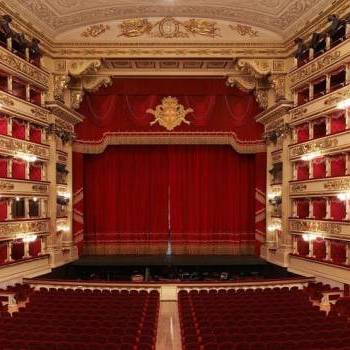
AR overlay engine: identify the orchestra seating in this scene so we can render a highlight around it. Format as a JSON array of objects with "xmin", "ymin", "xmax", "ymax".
[
  {"xmin": 304, "ymin": 282, "xmax": 341, "ymax": 302},
  {"xmin": 178, "ymin": 287, "xmax": 350, "ymax": 350},
  {"xmin": 0, "ymin": 288, "xmax": 159, "ymax": 350}
]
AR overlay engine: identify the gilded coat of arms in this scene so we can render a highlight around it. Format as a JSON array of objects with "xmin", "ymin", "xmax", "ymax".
[{"xmin": 147, "ymin": 96, "xmax": 193, "ymax": 131}]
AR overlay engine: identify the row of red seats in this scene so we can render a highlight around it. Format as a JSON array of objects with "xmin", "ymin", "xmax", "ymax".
[
  {"xmin": 179, "ymin": 287, "xmax": 350, "ymax": 350},
  {"xmin": 0, "ymin": 286, "xmax": 160, "ymax": 350}
]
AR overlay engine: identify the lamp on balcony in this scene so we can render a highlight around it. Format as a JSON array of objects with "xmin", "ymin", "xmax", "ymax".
[
  {"xmin": 337, "ymin": 192, "xmax": 350, "ymax": 201},
  {"xmin": 301, "ymin": 151, "xmax": 321, "ymax": 161},
  {"xmin": 337, "ymin": 98, "xmax": 350, "ymax": 110},
  {"xmin": 302, "ymin": 232, "xmax": 320, "ymax": 241},
  {"xmin": 15, "ymin": 152, "xmax": 37, "ymax": 163}
]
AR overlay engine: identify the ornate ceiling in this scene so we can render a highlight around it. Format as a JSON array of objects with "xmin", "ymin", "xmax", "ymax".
[{"xmin": 5, "ymin": 0, "xmax": 332, "ymax": 42}]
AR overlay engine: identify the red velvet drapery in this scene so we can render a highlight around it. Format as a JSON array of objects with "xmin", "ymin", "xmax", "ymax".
[
  {"xmin": 76, "ymin": 78, "xmax": 263, "ymax": 146},
  {"xmin": 83, "ymin": 145, "xmax": 257, "ymax": 255}
]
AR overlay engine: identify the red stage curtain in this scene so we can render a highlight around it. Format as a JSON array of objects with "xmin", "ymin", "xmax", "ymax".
[
  {"xmin": 0, "ymin": 116, "xmax": 7, "ymax": 135},
  {"xmin": 84, "ymin": 145, "xmax": 257, "ymax": 255},
  {"xmin": 297, "ymin": 200, "xmax": 309, "ymax": 218},
  {"xmin": 331, "ymin": 111, "xmax": 346, "ymax": 134},
  {"xmin": 29, "ymin": 125, "xmax": 41, "ymax": 143},
  {"xmin": 11, "ymin": 241, "xmax": 24, "ymax": 261},
  {"xmin": 313, "ymin": 238, "xmax": 326, "ymax": 260},
  {"xmin": 330, "ymin": 198, "xmax": 346, "ymax": 221},
  {"xmin": 29, "ymin": 239, "xmax": 41, "ymax": 257},
  {"xmin": 12, "ymin": 119, "xmax": 25, "ymax": 139},
  {"xmin": 330, "ymin": 240, "xmax": 346, "ymax": 264},
  {"xmin": 297, "ymin": 162, "xmax": 309, "ymax": 180},
  {"xmin": 312, "ymin": 157, "xmax": 326, "ymax": 178},
  {"xmin": 0, "ymin": 157, "xmax": 7, "ymax": 177},
  {"xmin": 312, "ymin": 198, "xmax": 326, "ymax": 219},
  {"xmin": 0, "ymin": 242, "xmax": 6, "ymax": 264},
  {"xmin": 29, "ymin": 163, "xmax": 41, "ymax": 181},
  {"xmin": 169, "ymin": 145, "xmax": 255, "ymax": 249},
  {"xmin": 330, "ymin": 155, "xmax": 346, "ymax": 177},
  {"xmin": 12, "ymin": 160, "xmax": 25, "ymax": 179},
  {"xmin": 297, "ymin": 237, "xmax": 309, "ymax": 256},
  {"xmin": 296, "ymin": 123, "xmax": 309, "ymax": 143},
  {"xmin": 84, "ymin": 146, "xmax": 169, "ymax": 252}
]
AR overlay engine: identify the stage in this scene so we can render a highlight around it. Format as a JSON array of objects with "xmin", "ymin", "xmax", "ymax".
[
  {"xmin": 39, "ymin": 255, "xmax": 296, "ymax": 282},
  {"xmin": 71, "ymin": 255, "xmax": 268, "ymax": 266}
]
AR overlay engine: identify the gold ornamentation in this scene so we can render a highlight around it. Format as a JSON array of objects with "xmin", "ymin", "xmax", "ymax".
[
  {"xmin": 119, "ymin": 19, "xmax": 153, "ymax": 37},
  {"xmin": 32, "ymin": 184, "xmax": 49, "ymax": 192},
  {"xmin": 291, "ymin": 107, "xmax": 307, "ymax": 120},
  {"xmin": 0, "ymin": 95, "xmax": 14, "ymax": 107},
  {"xmin": 56, "ymin": 118, "xmax": 74, "ymax": 132},
  {"xmin": 31, "ymin": 108, "xmax": 50, "ymax": 122},
  {"xmin": 0, "ymin": 182, "xmax": 15, "ymax": 191},
  {"xmin": 0, "ymin": 136, "xmax": 49, "ymax": 159},
  {"xmin": 147, "ymin": 97, "xmax": 193, "ymax": 131},
  {"xmin": 272, "ymin": 75, "xmax": 287, "ymax": 101},
  {"xmin": 118, "ymin": 17, "xmax": 220, "ymax": 39},
  {"xmin": 73, "ymin": 133, "xmax": 266, "ymax": 154},
  {"xmin": 324, "ymin": 179, "xmax": 350, "ymax": 191},
  {"xmin": 230, "ymin": 24, "xmax": 258, "ymax": 37},
  {"xmin": 290, "ymin": 138, "xmax": 338, "ymax": 157},
  {"xmin": 291, "ymin": 184, "xmax": 307, "ymax": 192},
  {"xmin": 81, "ymin": 24, "xmax": 110, "ymax": 38},
  {"xmin": 0, "ymin": 220, "xmax": 49, "ymax": 236},
  {"xmin": 290, "ymin": 220, "xmax": 341, "ymax": 235},
  {"xmin": 53, "ymin": 75, "xmax": 70, "ymax": 102},
  {"xmin": 266, "ymin": 119, "xmax": 284, "ymax": 132},
  {"xmin": 254, "ymin": 89, "xmax": 269, "ymax": 110},
  {"xmin": 290, "ymin": 51, "xmax": 341, "ymax": 85},
  {"xmin": 324, "ymin": 90, "xmax": 350, "ymax": 106},
  {"xmin": 0, "ymin": 47, "xmax": 49, "ymax": 88}
]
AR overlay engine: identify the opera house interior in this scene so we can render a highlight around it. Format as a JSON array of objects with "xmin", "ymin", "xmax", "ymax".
[{"xmin": 1, "ymin": 0, "xmax": 350, "ymax": 349}]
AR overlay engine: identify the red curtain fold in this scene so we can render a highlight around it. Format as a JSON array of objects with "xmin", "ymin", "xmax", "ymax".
[
  {"xmin": 12, "ymin": 119, "xmax": 25, "ymax": 139},
  {"xmin": 73, "ymin": 152, "xmax": 84, "ymax": 253},
  {"xmin": 0, "ymin": 242, "xmax": 7, "ymax": 264},
  {"xmin": 330, "ymin": 155, "xmax": 346, "ymax": 177},
  {"xmin": 84, "ymin": 145, "xmax": 257, "ymax": 253},
  {"xmin": 297, "ymin": 237, "xmax": 309, "ymax": 256},
  {"xmin": 12, "ymin": 160, "xmax": 25, "ymax": 179},
  {"xmin": 330, "ymin": 240, "xmax": 346, "ymax": 264},
  {"xmin": 312, "ymin": 157, "xmax": 326, "ymax": 178},
  {"xmin": 313, "ymin": 238, "xmax": 326, "ymax": 260},
  {"xmin": 312, "ymin": 199, "xmax": 326, "ymax": 219},
  {"xmin": 313, "ymin": 119, "xmax": 326, "ymax": 138},
  {"xmin": 29, "ymin": 126, "xmax": 41, "ymax": 143},
  {"xmin": 11, "ymin": 241, "xmax": 24, "ymax": 261},
  {"xmin": 0, "ymin": 116, "xmax": 7, "ymax": 135},
  {"xmin": 0, "ymin": 199, "xmax": 7, "ymax": 221},
  {"xmin": 330, "ymin": 199, "xmax": 346, "ymax": 221},
  {"xmin": 29, "ymin": 239, "xmax": 41, "ymax": 257},
  {"xmin": 76, "ymin": 78, "xmax": 263, "ymax": 143},
  {"xmin": 296, "ymin": 123, "xmax": 309, "ymax": 143},
  {"xmin": 29, "ymin": 163, "xmax": 41, "ymax": 181},
  {"xmin": 0, "ymin": 157, "xmax": 7, "ymax": 177},
  {"xmin": 331, "ymin": 111, "xmax": 346, "ymax": 134},
  {"xmin": 297, "ymin": 200, "xmax": 309, "ymax": 219},
  {"xmin": 297, "ymin": 162, "xmax": 309, "ymax": 181}
]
